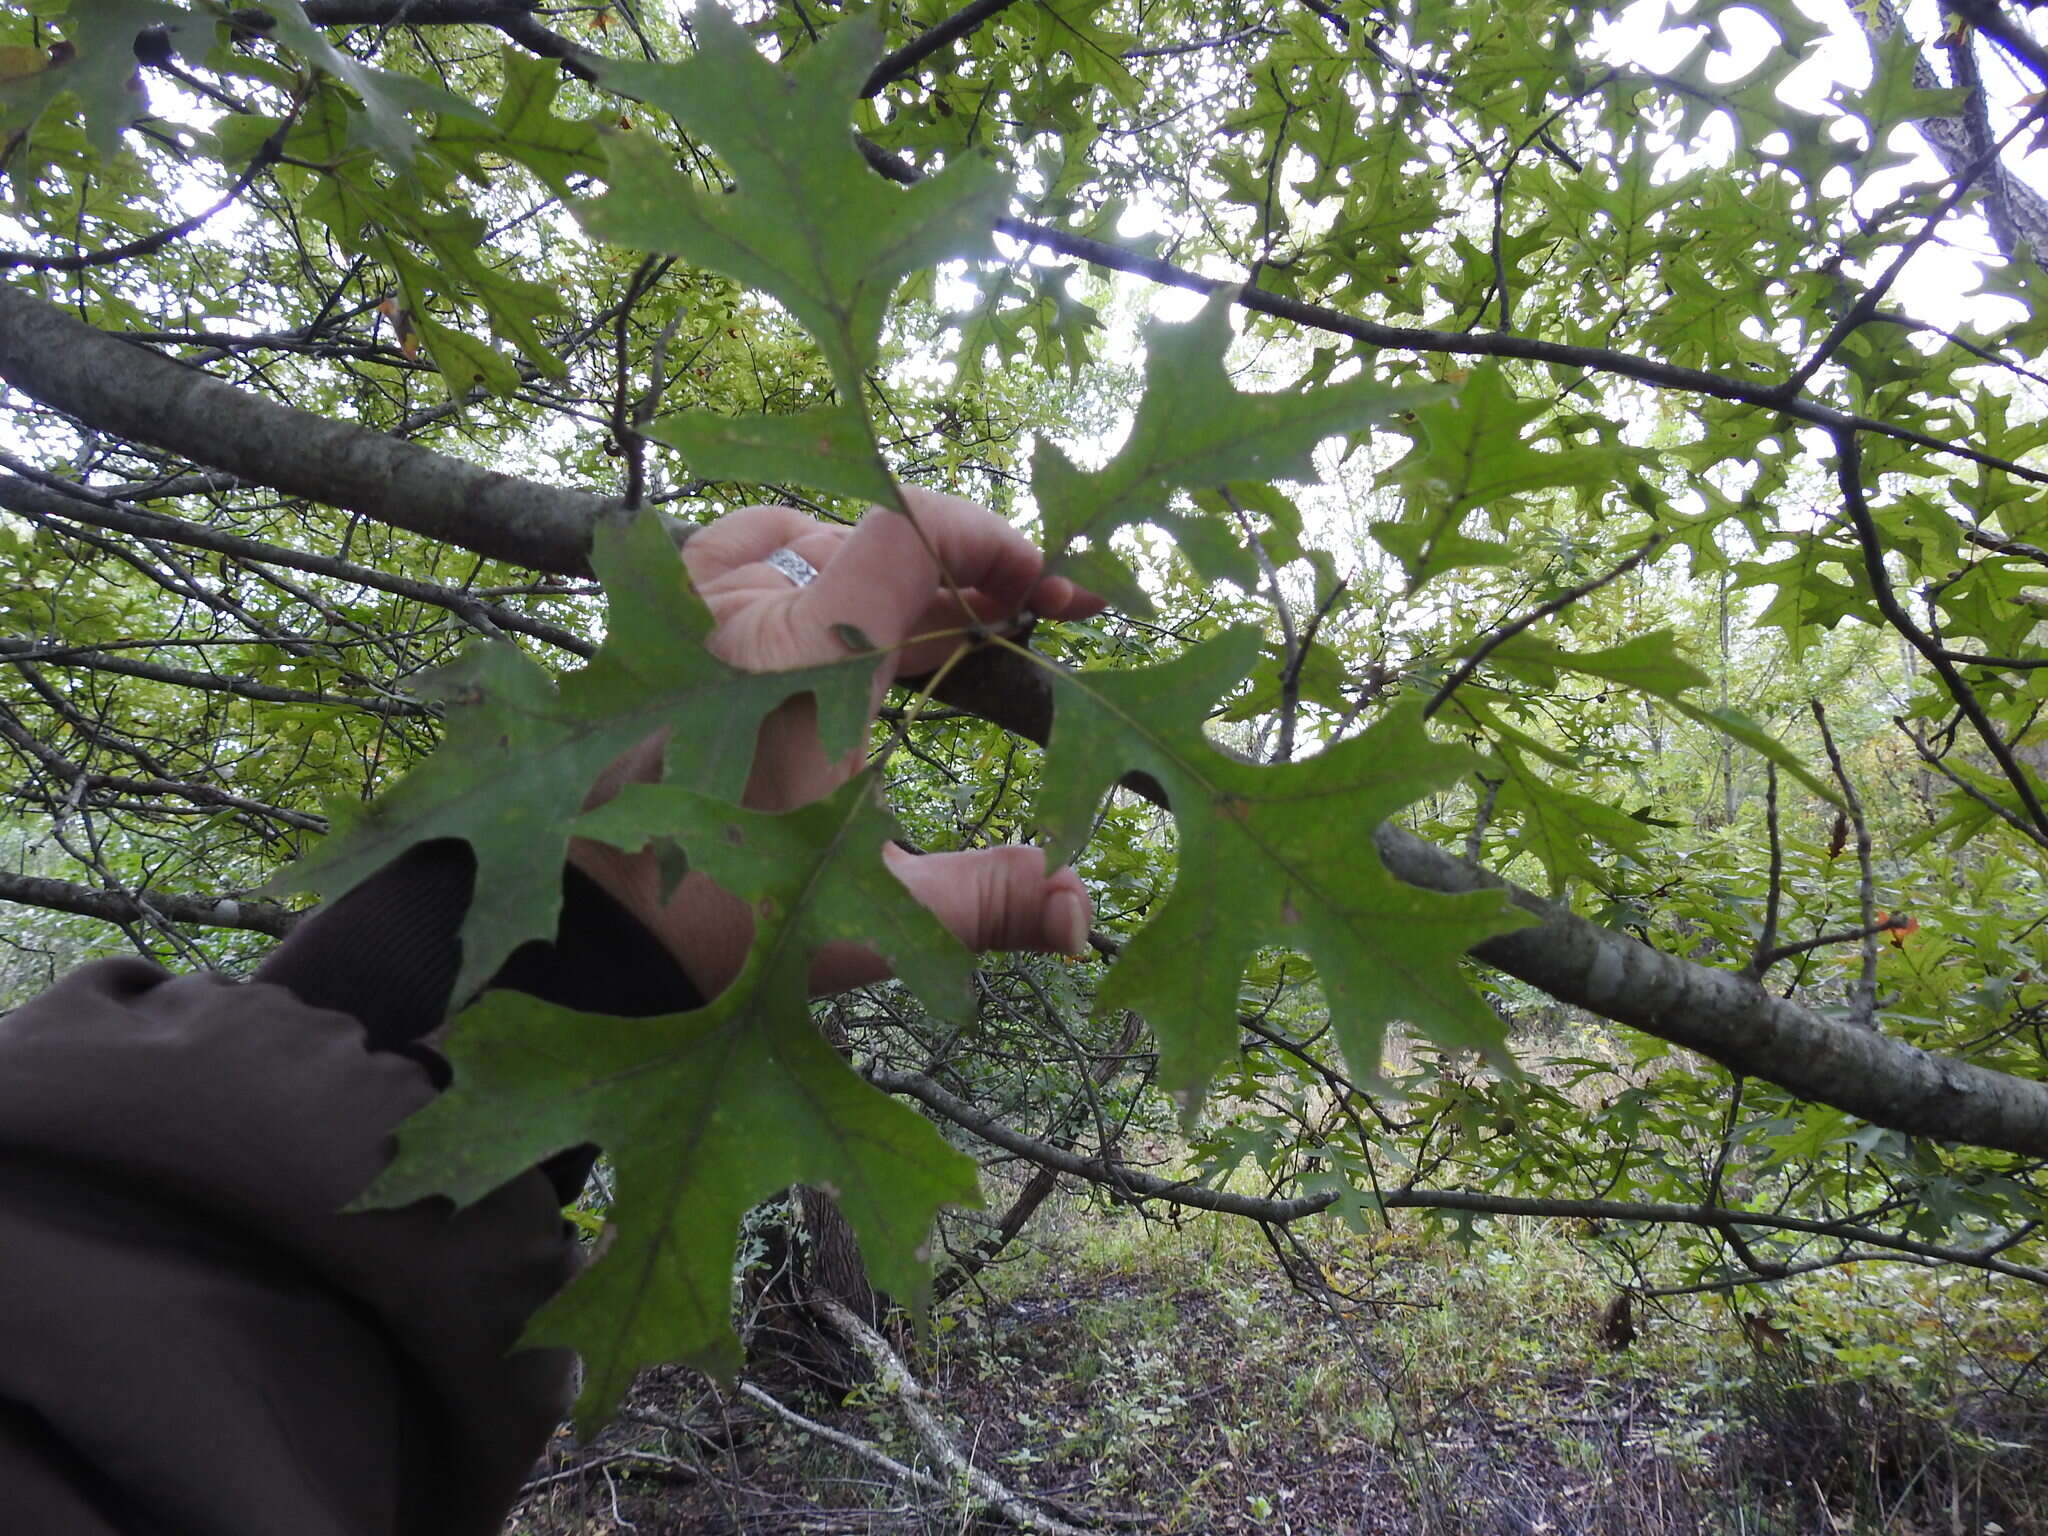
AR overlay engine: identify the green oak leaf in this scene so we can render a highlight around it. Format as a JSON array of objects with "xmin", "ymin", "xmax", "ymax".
[
  {"xmin": 1032, "ymin": 626, "xmax": 1531, "ymax": 1104},
  {"xmin": 1035, "ymin": 289, "xmax": 1435, "ymax": 615},
  {"xmin": 431, "ymin": 47, "xmax": 605, "ymax": 197},
  {"xmin": 257, "ymin": 0, "xmax": 490, "ymax": 169},
  {"xmin": 411, "ymin": 311, "xmax": 521, "ymax": 396},
  {"xmin": 578, "ymin": 11, "xmax": 1007, "ymax": 497},
  {"xmin": 364, "ymin": 772, "xmax": 980, "ymax": 1430},
  {"xmin": 273, "ymin": 509, "xmax": 877, "ymax": 1000},
  {"xmin": 299, "ymin": 169, "xmax": 565, "ymax": 376},
  {"xmin": 577, "ymin": 774, "xmax": 978, "ymax": 1024},
  {"xmin": 3, "ymin": 0, "xmax": 206, "ymax": 157},
  {"xmin": 1489, "ymin": 752, "xmax": 1653, "ymax": 895},
  {"xmin": 1734, "ymin": 541, "xmax": 1873, "ymax": 645},
  {"xmin": 1482, "ymin": 628, "xmax": 1843, "ymax": 806},
  {"xmin": 1856, "ymin": 33, "xmax": 1971, "ymax": 135},
  {"xmin": 645, "ymin": 401, "xmax": 896, "ymax": 505},
  {"xmin": 1372, "ymin": 362, "xmax": 1639, "ymax": 591},
  {"xmin": 1484, "ymin": 630, "xmax": 1711, "ymax": 698}
]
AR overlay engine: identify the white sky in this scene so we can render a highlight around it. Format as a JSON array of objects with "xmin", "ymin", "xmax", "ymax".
[{"xmin": 1003, "ymin": 0, "xmax": 2046, "ymax": 336}]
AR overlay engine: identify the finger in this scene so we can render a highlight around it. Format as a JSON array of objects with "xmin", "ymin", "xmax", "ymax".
[
  {"xmin": 797, "ymin": 491, "xmax": 1044, "ymax": 652},
  {"xmin": 807, "ymin": 847, "xmax": 1088, "ymax": 994},
  {"xmin": 1030, "ymin": 573, "xmax": 1109, "ymax": 620},
  {"xmin": 895, "ymin": 586, "xmax": 1013, "ymax": 677},
  {"xmin": 885, "ymin": 845, "xmax": 1091, "ymax": 956},
  {"xmin": 680, "ymin": 504, "xmax": 839, "ymax": 585}
]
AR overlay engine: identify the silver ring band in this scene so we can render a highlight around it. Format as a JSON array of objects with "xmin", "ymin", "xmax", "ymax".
[{"xmin": 764, "ymin": 547, "xmax": 817, "ymax": 587}]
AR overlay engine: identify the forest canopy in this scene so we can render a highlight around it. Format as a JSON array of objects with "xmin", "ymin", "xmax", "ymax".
[{"xmin": 4, "ymin": 0, "xmax": 2048, "ymax": 1459}]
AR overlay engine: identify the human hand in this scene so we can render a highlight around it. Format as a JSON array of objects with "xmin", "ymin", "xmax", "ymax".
[{"xmin": 568, "ymin": 489, "xmax": 1104, "ymax": 1000}]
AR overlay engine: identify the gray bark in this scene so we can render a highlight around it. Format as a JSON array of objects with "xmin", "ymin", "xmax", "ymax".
[
  {"xmin": 0, "ymin": 870, "xmax": 301, "ymax": 936},
  {"xmin": 0, "ymin": 285, "xmax": 621, "ymax": 576}
]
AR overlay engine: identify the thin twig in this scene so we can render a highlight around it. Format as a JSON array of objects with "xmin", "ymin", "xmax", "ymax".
[
  {"xmin": 1810, "ymin": 699, "xmax": 1879, "ymax": 1026},
  {"xmin": 1424, "ymin": 534, "xmax": 1662, "ymax": 718},
  {"xmin": 810, "ymin": 1298, "xmax": 1108, "ymax": 1536},
  {"xmin": 1221, "ymin": 488, "xmax": 1303, "ymax": 760},
  {"xmin": 734, "ymin": 1380, "xmax": 956, "ymax": 1499},
  {"xmin": 519, "ymin": 1448, "xmax": 698, "ymax": 1493},
  {"xmin": 1747, "ymin": 764, "xmax": 1783, "ymax": 977},
  {"xmin": 1834, "ymin": 431, "xmax": 2048, "ymax": 846},
  {"xmin": 0, "ymin": 114, "xmax": 293, "ymax": 271},
  {"xmin": 1780, "ymin": 91, "xmax": 2048, "ymax": 394},
  {"xmin": 1753, "ymin": 915, "xmax": 1912, "ymax": 971}
]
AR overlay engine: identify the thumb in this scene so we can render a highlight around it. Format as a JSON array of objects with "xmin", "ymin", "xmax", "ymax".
[
  {"xmin": 806, "ymin": 845, "xmax": 1091, "ymax": 994},
  {"xmin": 884, "ymin": 844, "xmax": 1092, "ymax": 957}
]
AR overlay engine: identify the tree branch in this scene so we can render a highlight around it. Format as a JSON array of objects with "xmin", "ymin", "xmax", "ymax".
[
  {"xmin": 0, "ymin": 870, "xmax": 301, "ymax": 936},
  {"xmin": 810, "ymin": 1295, "xmax": 1107, "ymax": 1536},
  {"xmin": 0, "ymin": 286, "xmax": 622, "ymax": 578},
  {"xmin": 874, "ymin": 1068, "xmax": 2048, "ymax": 1286},
  {"xmin": 927, "ymin": 645, "xmax": 2048, "ymax": 1159},
  {"xmin": 862, "ymin": 0, "xmax": 1023, "ymax": 96},
  {"xmin": 9, "ymin": 288, "xmax": 2048, "ymax": 1158},
  {"xmin": 0, "ymin": 465, "xmax": 594, "ymax": 657},
  {"xmin": 0, "ymin": 636, "xmax": 429, "ymax": 716}
]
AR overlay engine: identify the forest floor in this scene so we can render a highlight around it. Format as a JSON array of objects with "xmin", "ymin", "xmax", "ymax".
[{"xmin": 506, "ymin": 1193, "xmax": 2048, "ymax": 1536}]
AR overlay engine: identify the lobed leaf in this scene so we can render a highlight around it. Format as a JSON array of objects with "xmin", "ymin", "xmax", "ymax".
[
  {"xmin": 578, "ymin": 11, "xmax": 1007, "ymax": 498},
  {"xmin": 273, "ymin": 509, "xmax": 878, "ymax": 1000},
  {"xmin": 366, "ymin": 772, "xmax": 980, "ymax": 1430},
  {"xmin": 1031, "ymin": 627, "xmax": 1531, "ymax": 1105},
  {"xmin": 1035, "ymin": 290, "xmax": 1435, "ymax": 614}
]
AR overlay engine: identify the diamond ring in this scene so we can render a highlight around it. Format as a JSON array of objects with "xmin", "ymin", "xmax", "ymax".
[{"xmin": 764, "ymin": 547, "xmax": 817, "ymax": 587}]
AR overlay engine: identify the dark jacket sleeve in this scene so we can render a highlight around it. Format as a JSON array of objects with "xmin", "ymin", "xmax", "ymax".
[{"xmin": 0, "ymin": 844, "xmax": 700, "ymax": 1536}]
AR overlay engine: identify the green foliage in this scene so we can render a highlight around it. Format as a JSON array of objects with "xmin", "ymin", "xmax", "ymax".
[
  {"xmin": 369, "ymin": 772, "xmax": 980, "ymax": 1427},
  {"xmin": 1034, "ymin": 626, "xmax": 1529, "ymax": 1101},
  {"xmin": 276, "ymin": 508, "xmax": 877, "ymax": 1001},
  {"xmin": 266, "ymin": 13, "xmax": 1539, "ymax": 1407},
  {"xmin": 1034, "ymin": 291, "xmax": 1435, "ymax": 613},
  {"xmin": 5, "ymin": 0, "xmax": 2048, "ymax": 1467},
  {"xmin": 582, "ymin": 11, "xmax": 1006, "ymax": 501}
]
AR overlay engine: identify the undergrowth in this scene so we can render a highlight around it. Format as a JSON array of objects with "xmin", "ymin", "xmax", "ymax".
[{"xmin": 510, "ymin": 1184, "xmax": 2048, "ymax": 1534}]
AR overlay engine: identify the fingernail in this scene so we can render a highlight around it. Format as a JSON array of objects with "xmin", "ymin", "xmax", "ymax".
[
  {"xmin": 1047, "ymin": 889, "xmax": 1088, "ymax": 955},
  {"xmin": 1039, "ymin": 575, "xmax": 1073, "ymax": 612}
]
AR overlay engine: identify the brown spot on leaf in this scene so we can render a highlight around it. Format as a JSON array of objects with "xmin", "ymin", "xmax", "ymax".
[{"xmin": 1217, "ymin": 794, "xmax": 1251, "ymax": 821}]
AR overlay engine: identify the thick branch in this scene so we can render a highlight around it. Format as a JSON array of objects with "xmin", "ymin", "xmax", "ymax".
[
  {"xmin": 0, "ymin": 286, "xmax": 621, "ymax": 577},
  {"xmin": 927, "ymin": 646, "xmax": 2048, "ymax": 1159},
  {"xmin": 1378, "ymin": 822, "xmax": 2048, "ymax": 1156},
  {"xmin": 10, "ymin": 288, "xmax": 2048, "ymax": 1156},
  {"xmin": 0, "ymin": 870, "xmax": 301, "ymax": 936}
]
